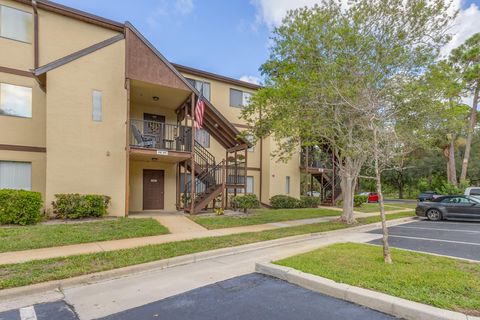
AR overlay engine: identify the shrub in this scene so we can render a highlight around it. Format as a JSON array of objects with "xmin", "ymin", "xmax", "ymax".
[
  {"xmin": 52, "ymin": 194, "xmax": 111, "ymax": 219},
  {"xmin": 231, "ymin": 194, "xmax": 261, "ymax": 212},
  {"xmin": 354, "ymin": 195, "xmax": 368, "ymax": 207},
  {"xmin": 299, "ymin": 196, "xmax": 320, "ymax": 208},
  {"xmin": 270, "ymin": 195, "xmax": 300, "ymax": 209},
  {"xmin": 0, "ymin": 189, "xmax": 43, "ymax": 225},
  {"xmin": 337, "ymin": 195, "xmax": 368, "ymax": 208}
]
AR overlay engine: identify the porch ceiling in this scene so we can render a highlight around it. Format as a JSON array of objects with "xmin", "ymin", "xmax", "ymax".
[
  {"xmin": 130, "ymin": 80, "xmax": 190, "ymax": 110},
  {"xmin": 130, "ymin": 147, "xmax": 191, "ymax": 163}
]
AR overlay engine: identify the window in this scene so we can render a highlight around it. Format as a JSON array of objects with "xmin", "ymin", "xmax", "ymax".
[
  {"xmin": 245, "ymin": 134, "xmax": 255, "ymax": 152},
  {"xmin": 285, "ymin": 176, "xmax": 291, "ymax": 194},
  {"xmin": 246, "ymin": 176, "xmax": 254, "ymax": 194},
  {"xmin": 186, "ymin": 78, "xmax": 210, "ymax": 101},
  {"xmin": 92, "ymin": 90, "xmax": 102, "ymax": 121},
  {"xmin": 0, "ymin": 83, "xmax": 32, "ymax": 118},
  {"xmin": 0, "ymin": 5, "xmax": 33, "ymax": 43},
  {"xmin": 195, "ymin": 129, "xmax": 210, "ymax": 148},
  {"xmin": 230, "ymin": 89, "xmax": 252, "ymax": 108},
  {"xmin": 0, "ymin": 161, "xmax": 31, "ymax": 190},
  {"xmin": 180, "ymin": 173, "xmax": 205, "ymax": 193}
]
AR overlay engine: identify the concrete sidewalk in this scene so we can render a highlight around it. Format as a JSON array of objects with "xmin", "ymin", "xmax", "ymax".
[{"xmin": 0, "ymin": 209, "xmax": 412, "ymax": 265}]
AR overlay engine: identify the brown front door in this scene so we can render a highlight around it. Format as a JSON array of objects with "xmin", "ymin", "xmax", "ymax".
[{"xmin": 143, "ymin": 169, "xmax": 165, "ymax": 210}]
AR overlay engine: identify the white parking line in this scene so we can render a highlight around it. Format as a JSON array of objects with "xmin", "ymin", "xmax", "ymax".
[
  {"xmin": 394, "ymin": 225, "xmax": 480, "ymax": 234},
  {"xmin": 415, "ymin": 221, "xmax": 480, "ymax": 227},
  {"xmin": 19, "ymin": 306, "xmax": 37, "ymax": 320},
  {"xmin": 389, "ymin": 235, "xmax": 480, "ymax": 246}
]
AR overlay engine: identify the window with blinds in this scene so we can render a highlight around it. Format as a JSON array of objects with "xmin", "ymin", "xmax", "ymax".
[{"xmin": 0, "ymin": 161, "xmax": 32, "ymax": 190}]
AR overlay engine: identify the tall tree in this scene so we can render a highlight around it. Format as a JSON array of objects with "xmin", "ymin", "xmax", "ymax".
[
  {"xmin": 243, "ymin": 0, "xmax": 455, "ymax": 226},
  {"xmin": 450, "ymin": 33, "xmax": 480, "ymax": 182}
]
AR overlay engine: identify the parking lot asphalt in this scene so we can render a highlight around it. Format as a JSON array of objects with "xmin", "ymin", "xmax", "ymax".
[
  {"xmin": 368, "ymin": 220, "xmax": 480, "ymax": 261},
  {"xmin": 99, "ymin": 273, "xmax": 397, "ymax": 320}
]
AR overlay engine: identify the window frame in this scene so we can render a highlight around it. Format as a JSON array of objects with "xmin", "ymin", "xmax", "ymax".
[
  {"xmin": 0, "ymin": 82, "xmax": 33, "ymax": 118},
  {"xmin": 0, "ymin": 4, "xmax": 33, "ymax": 44},
  {"xmin": 186, "ymin": 78, "xmax": 211, "ymax": 101},
  {"xmin": 230, "ymin": 88, "xmax": 252, "ymax": 108},
  {"xmin": 92, "ymin": 89, "xmax": 102, "ymax": 122},
  {"xmin": 246, "ymin": 176, "xmax": 254, "ymax": 194},
  {"xmin": 0, "ymin": 160, "xmax": 32, "ymax": 190},
  {"xmin": 195, "ymin": 128, "xmax": 210, "ymax": 148},
  {"xmin": 285, "ymin": 176, "xmax": 291, "ymax": 194}
]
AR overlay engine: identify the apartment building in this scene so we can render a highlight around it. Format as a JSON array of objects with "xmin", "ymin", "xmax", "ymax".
[{"xmin": 0, "ymin": 0, "xmax": 302, "ymax": 216}]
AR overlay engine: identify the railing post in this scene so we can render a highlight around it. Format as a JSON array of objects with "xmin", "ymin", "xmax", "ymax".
[{"xmin": 190, "ymin": 93, "xmax": 196, "ymax": 213}]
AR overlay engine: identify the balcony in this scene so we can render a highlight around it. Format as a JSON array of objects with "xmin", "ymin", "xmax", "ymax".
[
  {"xmin": 300, "ymin": 147, "xmax": 333, "ymax": 173},
  {"xmin": 129, "ymin": 119, "xmax": 193, "ymax": 161}
]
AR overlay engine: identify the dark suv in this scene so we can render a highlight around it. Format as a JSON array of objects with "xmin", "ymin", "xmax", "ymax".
[{"xmin": 418, "ymin": 191, "xmax": 441, "ymax": 202}]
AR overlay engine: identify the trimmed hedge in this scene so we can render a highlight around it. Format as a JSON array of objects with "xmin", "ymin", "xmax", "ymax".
[
  {"xmin": 270, "ymin": 195, "xmax": 300, "ymax": 209},
  {"xmin": 354, "ymin": 195, "xmax": 368, "ymax": 207},
  {"xmin": 0, "ymin": 189, "xmax": 43, "ymax": 225},
  {"xmin": 337, "ymin": 195, "xmax": 369, "ymax": 207},
  {"xmin": 299, "ymin": 196, "xmax": 320, "ymax": 208},
  {"xmin": 52, "ymin": 194, "xmax": 111, "ymax": 219},
  {"xmin": 231, "ymin": 194, "xmax": 261, "ymax": 212}
]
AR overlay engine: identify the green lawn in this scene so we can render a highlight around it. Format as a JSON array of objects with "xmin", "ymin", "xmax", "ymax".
[
  {"xmin": 0, "ymin": 218, "xmax": 169, "ymax": 253},
  {"xmin": 190, "ymin": 208, "xmax": 341, "ymax": 229},
  {"xmin": 0, "ymin": 212, "xmax": 414, "ymax": 290},
  {"xmin": 275, "ymin": 243, "xmax": 480, "ymax": 316}
]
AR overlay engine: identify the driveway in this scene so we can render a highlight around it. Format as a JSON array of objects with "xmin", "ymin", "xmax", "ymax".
[{"xmin": 367, "ymin": 219, "xmax": 480, "ymax": 261}]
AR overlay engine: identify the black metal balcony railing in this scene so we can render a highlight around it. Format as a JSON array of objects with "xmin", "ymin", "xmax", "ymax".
[{"xmin": 130, "ymin": 119, "xmax": 192, "ymax": 152}]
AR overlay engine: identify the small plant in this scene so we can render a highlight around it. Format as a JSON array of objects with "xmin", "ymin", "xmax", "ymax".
[
  {"xmin": 354, "ymin": 195, "xmax": 368, "ymax": 207},
  {"xmin": 299, "ymin": 196, "xmax": 320, "ymax": 208},
  {"xmin": 214, "ymin": 207, "xmax": 225, "ymax": 215},
  {"xmin": 231, "ymin": 194, "xmax": 261, "ymax": 213},
  {"xmin": 270, "ymin": 195, "xmax": 300, "ymax": 209},
  {"xmin": 52, "ymin": 194, "xmax": 110, "ymax": 219},
  {"xmin": 0, "ymin": 189, "xmax": 43, "ymax": 225}
]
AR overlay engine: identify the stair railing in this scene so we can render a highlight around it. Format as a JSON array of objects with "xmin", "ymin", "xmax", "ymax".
[{"xmin": 184, "ymin": 160, "xmax": 225, "ymax": 209}]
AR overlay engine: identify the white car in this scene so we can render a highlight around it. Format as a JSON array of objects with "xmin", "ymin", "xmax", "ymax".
[
  {"xmin": 307, "ymin": 191, "xmax": 321, "ymax": 197},
  {"xmin": 465, "ymin": 187, "xmax": 480, "ymax": 200}
]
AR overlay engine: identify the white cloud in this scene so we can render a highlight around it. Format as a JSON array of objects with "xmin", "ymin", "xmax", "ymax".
[
  {"xmin": 240, "ymin": 75, "xmax": 262, "ymax": 85},
  {"xmin": 441, "ymin": 2, "xmax": 480, "ymax": 56},
  {"xmin": 147, "ymin": 0, "xmax": 194, "ymax": 27}
]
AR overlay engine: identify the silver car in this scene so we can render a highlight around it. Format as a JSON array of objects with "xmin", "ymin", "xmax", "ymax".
[{"xmin": 416, "ymin": 195, "xmax": 480, "ymax": 221}]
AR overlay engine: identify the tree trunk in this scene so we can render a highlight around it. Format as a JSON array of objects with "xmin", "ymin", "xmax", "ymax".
[
  {"xmin": 448, "ymin": 135, "xmax": 457, "ymax": 186},
  {"xmin": 373, "ymin": 128, "xmax": 392, "ymax": 264},
  {"xmin": 398, "ymin": 181, "xmax": 404, "ymax": 199},
  {"xmin": 339, "ymin": 167, "xmax": 357, "ymax": 224},
  {"xmin": 460, "ymin": 84, "xmax": 479, "ymax": 182}
]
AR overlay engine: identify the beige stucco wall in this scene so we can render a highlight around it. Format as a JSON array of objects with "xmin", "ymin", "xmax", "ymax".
[
  {"xmin": 38, "ymin": 9, "xmax": 120, "ymax": 66},
  {"xmin": 45, "ymin": 40, "xmax": 127, "ymax": 216},
  {"xmin": 0, "ymin": 150, "xmax": 46, "ymax": 198},
  {"xmin": 0, "ymin": 73, "xmax": 46, "ymax": 147},
  {"xmin": 129, "ymin": 160, "xmax": 177, "ymax": 212}
]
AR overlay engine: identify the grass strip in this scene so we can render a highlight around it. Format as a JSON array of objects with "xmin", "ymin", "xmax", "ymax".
[
  {"xmin": 0, "ymin": 212, "xmax": 414, "ymax": 290},
  {"xmin": 190, "ymin": 208, "xmax": 341, "ymax": 229},
  {"xmin": 0, "ymin": 218, "xmax": 169, "ymax": 253},
  {"xmin": 275, "ymin": 242, "xmax": 480, "ymax": 316}
]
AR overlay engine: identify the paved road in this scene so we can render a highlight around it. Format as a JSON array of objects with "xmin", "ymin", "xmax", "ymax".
[
  {"xmin": 0, "ymin": 301, "xmax": 77, "ymax": 320},
  {"xmin": 100, "ymin": 274, "xmax": 398, "ymax": 320},
  {"xmin": 0, "ymin": 274, "xmax": 397, "ymax": 320},
  {"xmin": 368, "ymin": 220, "xmax": 480, "ymax": 261}
]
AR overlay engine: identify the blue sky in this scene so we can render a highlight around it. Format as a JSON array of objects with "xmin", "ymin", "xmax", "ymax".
[{"xmin": 54, "ymin": 0, "xmax": 480, "ymax": 85}]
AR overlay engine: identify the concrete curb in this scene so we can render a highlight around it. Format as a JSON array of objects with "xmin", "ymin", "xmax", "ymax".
[
  {"xmin": 0, "ymin": 216, "xmax": 416, "ymax": 302},
  {"xmin": 256, "ymin": 262, "xmax": 480, "ymax": 320}
]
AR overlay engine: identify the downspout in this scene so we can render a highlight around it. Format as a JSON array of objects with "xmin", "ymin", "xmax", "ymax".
[{"xmin": 32, "ymin": 0, "xmax": 39, "ymax": 69}]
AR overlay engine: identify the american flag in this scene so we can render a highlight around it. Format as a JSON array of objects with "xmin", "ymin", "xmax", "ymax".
[{"xmin": 194, "ymin": 87, "xmax": 205, "ymax": 129}]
